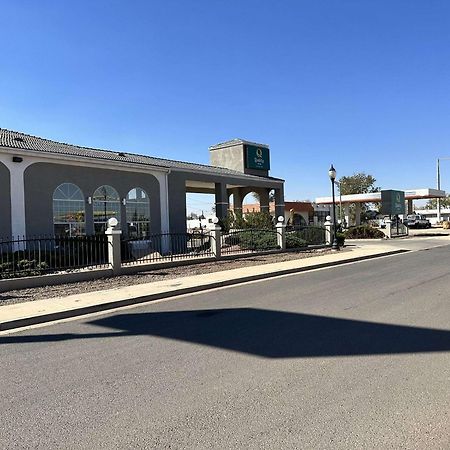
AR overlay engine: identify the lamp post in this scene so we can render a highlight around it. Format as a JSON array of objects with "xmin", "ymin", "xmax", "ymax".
[{"xmin": 328, "ymin": 164, "xmax": 340, "ymax": 250}]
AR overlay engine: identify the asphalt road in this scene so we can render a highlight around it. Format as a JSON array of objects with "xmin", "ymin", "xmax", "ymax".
[{"xmin": 1, "ymin": 245, "xmax": 449, "ymax": 449}]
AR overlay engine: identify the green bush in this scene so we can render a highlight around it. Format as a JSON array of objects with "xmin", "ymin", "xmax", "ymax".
[
  {"xmin": 239, "ymin": 230, "xmax": 279, "ymax": 251},
  {"xmin": 286, "ymin": 233, "xmax": 308, "ymax": 249},
  {"xmin": 336, "ymin": 232, "xmax": 346, "ymax": 247},
  {"xmin": 345, "ymin": 225, "xmax": 385, "ymax": 239},
  {"xmin": 243, "ymin": 212, "xmax": 274, "ymax": 230}
]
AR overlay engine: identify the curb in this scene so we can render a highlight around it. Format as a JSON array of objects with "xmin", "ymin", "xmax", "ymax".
[{"xmin": 0, "ymin": 249, "xmax": 409, "ymax": 332}]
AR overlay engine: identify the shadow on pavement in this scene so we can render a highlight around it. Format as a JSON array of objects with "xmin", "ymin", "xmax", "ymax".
[{"xmin": 1, "ymin": 308, "xmax": 449, "ymax": 358}]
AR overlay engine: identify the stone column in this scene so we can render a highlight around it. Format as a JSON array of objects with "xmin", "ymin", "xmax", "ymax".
[
  {"xmin": 230, "ymin": 188, "xmax": 244, "ymax": 216},
  {"xmin": 208, "ymin": 223, "xmax": 222, "ymax": 258},
  {"xmin": 215, "ymin": 182, "xmax": 229, "ymax": 221},
  {"xmin": 274, "ymin": 187, "xmax": 285, "ymax": 220},
  {"xmin": 276, "ymin": 220, "xmax": 286, "ymax": 250},
  {"xmin": 105, "ymin": 219, "xmax": 122, "ymax": 275},
  {"xmin": 258, "ymin": 188, "xmax": 270, "ymax": 214},
  {"xmin": 355, "ymin": 203, "xmax": 361, "ymax": 226},
  {"xmin": 407, "ymin": 199, "xmax": 413, "ymax": 215},
  {"xmin": 344, "ymin": 204, "xmax": 350, "ymax": 228}
]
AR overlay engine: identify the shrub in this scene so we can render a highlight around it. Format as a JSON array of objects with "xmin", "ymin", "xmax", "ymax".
[
  {"xmin": 286, "ymin": 233, "xmax": 308, "ymax": 249},
  {"xmin": 345, "ymin": 225, "xmax": 385, "ymax": 239},
  {"xmin": 239, "ymin": 230, "xmax": 279, "ymax": 251},
  {"xmin": 243, "ymin": 212, "xmax": 274, "ymax": 230},
  {"xmin": 336, "ymin": 232, "xmax": 346, "ymax": 247}
]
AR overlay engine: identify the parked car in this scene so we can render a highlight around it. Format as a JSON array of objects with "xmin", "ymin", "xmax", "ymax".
[{"xmin": 403, "ymin": 214, "xmax": 431, "ymax": 229}]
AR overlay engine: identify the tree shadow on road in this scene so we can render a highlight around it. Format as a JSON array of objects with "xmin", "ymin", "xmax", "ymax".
[{"xmin": 1, "ymin": 308, "xmax": 449, "ymax": 358}]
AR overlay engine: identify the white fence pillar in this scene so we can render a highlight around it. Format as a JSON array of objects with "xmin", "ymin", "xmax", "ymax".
[
  {"xmin": 384, "ymin": 218, "xmax": 392, "ymax": 239},
  {"xmin": 208, "ymin": 223, "xmax": 222, "ymax": 259},
  {"xmin": 105, "ymin": 218, "xmax": 122, "ymax": 275},
  {"xmin": 324, "ymin": 216, "xmax": 332, "ymax": 245},
  {"xmin": 276, "ymin": 221, "xmax": 286, "ymax": 250}
]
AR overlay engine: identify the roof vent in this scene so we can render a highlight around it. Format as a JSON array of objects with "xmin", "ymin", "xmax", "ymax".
[
  {"xmin": 13, "ymin": 137, "xmax": 24, "ymax": 142},
  {"xmin": 118, "ymin": 152, "xmax": 126, "ymax": 157}
]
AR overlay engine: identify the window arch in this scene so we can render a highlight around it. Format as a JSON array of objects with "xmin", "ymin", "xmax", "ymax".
[
  {"xmin": 126, "ymin": 187, "xmax": 150, "ymax": 238},
  {"xmin": 93, "ymin": 185, "xmax": 121, "ymax": 234},
  {"xmin": 53, "ymin": 183, "xmax": 85, "ymax": 236}
]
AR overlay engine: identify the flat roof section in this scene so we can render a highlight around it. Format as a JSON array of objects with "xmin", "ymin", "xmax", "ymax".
[{"xmin": 315, "ymin": 188, "xmax": 446, "ymax": 205}]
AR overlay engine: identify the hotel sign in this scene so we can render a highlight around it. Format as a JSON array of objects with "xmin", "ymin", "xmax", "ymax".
[
  {"xmin": 245, "ymin": 145, "xmax": 270, "ymax": 170},
  {"xmin": 381, "ymin": 190, "xmax": 405, "ymax": 215}
]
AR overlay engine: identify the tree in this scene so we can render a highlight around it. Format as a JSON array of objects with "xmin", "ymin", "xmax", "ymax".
[
  {"xmin": 424, "ymin": 195, "xmax": 450, "ymax": 209},
  {"xmin": 338, "ymin": 173, "xmax": 380, "ymax": 195},
  {"xmin": 337, "ymin": 173, "xmax": 380, "ymax": 224}
]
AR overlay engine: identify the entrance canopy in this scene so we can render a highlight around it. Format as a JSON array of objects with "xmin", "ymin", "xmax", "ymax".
[{"xmin": 315, "ymin": 188, "xmax": 446, "ymax": 205}]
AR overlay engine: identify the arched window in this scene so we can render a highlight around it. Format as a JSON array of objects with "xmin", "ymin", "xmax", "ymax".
[
  {"xmin": 126, "ymin": 187, "xmax": 150, "ymax": 238},
  {"xmin": 53, "ymin": 183, "xmax": 85, "ymax": 236},
  {"xmin": 93, "ymin": 185, "xmax": 121, "ymax": 234}
]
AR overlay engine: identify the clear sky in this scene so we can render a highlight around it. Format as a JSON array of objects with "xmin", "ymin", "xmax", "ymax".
[{"xmin": 1, "ymin": 0, "xmax": 450, "ymax": 213}]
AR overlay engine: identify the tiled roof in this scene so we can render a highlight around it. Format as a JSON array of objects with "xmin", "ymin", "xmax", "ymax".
[
  {"xmin": 209, "ymin": 138, "xmax": 269, "ymax": 150},
  {"xmin": 0, "ymin": 128, "xmax": 282, "ymax": 181}
]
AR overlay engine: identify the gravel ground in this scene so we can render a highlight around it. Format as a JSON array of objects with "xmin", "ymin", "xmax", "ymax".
[{"xmin": 0, "ymin": 249, "xmax": 334, "ymax": 306}]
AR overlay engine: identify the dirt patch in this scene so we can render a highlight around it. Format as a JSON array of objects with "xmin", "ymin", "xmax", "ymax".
[{"xmin": 0, "ymin": 249, "xmax": 335, "ymax": 306}]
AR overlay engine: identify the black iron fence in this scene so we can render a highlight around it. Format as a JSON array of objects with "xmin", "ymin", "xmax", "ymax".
[
  {"xmin": 221, "ymin": 228, "xmax": 281, "ymax": 255},
  {"xmin": 285, "ymin": 225, "xmax": 326, "ymax": 248},
  {"xmin": 0, "ymin": 235, "xmax": 109, "ymax": 279},
  {"xmin": 121, "ymin": 231, "xmax": 212, "ymax": 265}
]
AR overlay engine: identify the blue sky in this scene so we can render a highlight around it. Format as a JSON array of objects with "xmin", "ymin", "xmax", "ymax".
[{"xmin": 1, "ymin": 0, "xmax": 450, "ymax": 213}]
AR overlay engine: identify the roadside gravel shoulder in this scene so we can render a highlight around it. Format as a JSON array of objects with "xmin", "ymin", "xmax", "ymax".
[{"xmin": 0, "ymin": 248, "xmax": 336, "ymax": 306}]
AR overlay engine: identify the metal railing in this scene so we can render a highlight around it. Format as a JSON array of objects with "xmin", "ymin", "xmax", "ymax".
[
  {"xmin": 121, "ymin": 231, "xmax": 212, "ymax": 265},
  {"xmin": 0, "ymin": 235, "xmax": 109, "ymax": 279},
  {"xmin": 285, "ymin": 225, "xmax": 326, "ymax": 248},
  {"xmin": 220, "ymin": 228, "xmax": 281, "ymax": 255}
]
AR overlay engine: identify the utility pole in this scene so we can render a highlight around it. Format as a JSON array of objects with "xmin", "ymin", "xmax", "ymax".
[{"xmin": 437, "ymin": 157, "xmax": 450, "ymax": 224}]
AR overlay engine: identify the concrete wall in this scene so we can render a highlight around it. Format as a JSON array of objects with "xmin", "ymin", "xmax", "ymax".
[
  {"xmin": 0, "ymin": 162, "xmax": 11, "ymax": 237},
  {"xmin": 24, "ymin": 163, "xmax": 161, "ymax": 236},
  {"xmin": 209, "ymin": 144, "xmax": 245, "ymax": 172}
]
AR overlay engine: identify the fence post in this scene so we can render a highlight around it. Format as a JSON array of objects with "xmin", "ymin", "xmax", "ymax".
[
  {"xmin": 105, "ymin": 218, "xmax": 122, "ymax": 275},
  {"xmin": 208, "ymin": 222, "xmax": 222, "ymax": 259},
  {"xmin": 276, "ymin": 219, "xmax": 286, "ymax": 251},
  {"xmin": 324, "ymin": 216, "xmax": 332, "ymax": 245},
  {"xmin": 384, "ymin": 218, "xmax": 392, "ymax": 239}
]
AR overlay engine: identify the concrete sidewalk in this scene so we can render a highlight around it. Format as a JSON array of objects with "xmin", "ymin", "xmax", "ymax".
[{"xmin": 0, "ymin": 243, "xmax": 412, "ymax": 332}]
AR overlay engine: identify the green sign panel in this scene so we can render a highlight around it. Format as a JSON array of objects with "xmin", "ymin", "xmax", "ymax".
[
  {"xmin": 245, "ymin": 145, "xmax": 270, "ymax": 170},
  {"xmin": 381, "ymin": 190, "xmax": 405, "ymax": 215}
]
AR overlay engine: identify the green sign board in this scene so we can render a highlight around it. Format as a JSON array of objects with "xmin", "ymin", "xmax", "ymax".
[
  {"xmin": 245, "ymin": 145, "xmax": 270, "ymax": 170},
  {"xmin": 381, "ymin": 190, "xmax": 405, "ymax": 215}
]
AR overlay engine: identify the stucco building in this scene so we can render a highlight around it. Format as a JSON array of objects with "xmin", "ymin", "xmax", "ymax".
[{"xmin": 0, "ymin": 129, "xmax": 284, "ymax": 238}]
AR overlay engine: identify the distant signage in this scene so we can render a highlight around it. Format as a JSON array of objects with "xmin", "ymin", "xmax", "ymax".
[
  {"xmin": 245, "ymin": 145, "xmax": 270, "ymax": 170},
  {"xmin": 381, "ymin": 190, "xmax": 405, "ymax": 215}
]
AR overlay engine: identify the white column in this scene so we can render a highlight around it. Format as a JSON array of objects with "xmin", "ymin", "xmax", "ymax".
[
  {"xmin": 344, "ymin": 204, "xmax": 350, "ymax": 228},
  {"xmin": 0, "ymin": 155, "xmax": 34, "ymax": 237},
  {"xmin": 154, "ymin": 171, "xmax": 170, "ymax": 233},
  {"xmin": 355, "ymin": 203, "xmax": 361, "ymax": 226},
  {"xmin": 154, "ymin": 171, "xmax": 171, "ymax": 254}
]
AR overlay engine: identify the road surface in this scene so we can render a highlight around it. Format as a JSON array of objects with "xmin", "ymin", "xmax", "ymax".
[{"xmin": 1, "ymin": 245, "xmax": 449, "ymax": 449}]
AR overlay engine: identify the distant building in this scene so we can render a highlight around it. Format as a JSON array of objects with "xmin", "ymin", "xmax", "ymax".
[{"xmin": 232, "ymin": 201, "xmax": 330, "ymax": 226}]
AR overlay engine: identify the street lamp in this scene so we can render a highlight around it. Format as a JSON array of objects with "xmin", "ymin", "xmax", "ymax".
[
  {"xmin": 328, "ymin": 164, "xmax": 340, "ymax": 250},
  {"xmin": 437, "ymin": 157, "xmax": 450, "ymax": 223}
]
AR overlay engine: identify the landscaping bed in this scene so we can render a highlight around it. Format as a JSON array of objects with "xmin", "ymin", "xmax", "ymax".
[{"xmin": 0, "ymin": 248, "xmax": 335, "ymax": 306}]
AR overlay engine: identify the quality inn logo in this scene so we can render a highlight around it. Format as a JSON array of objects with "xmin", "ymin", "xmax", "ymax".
[{"xmin": 256, "ymin": 147, "xmax": 263, "ymax": 158}]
